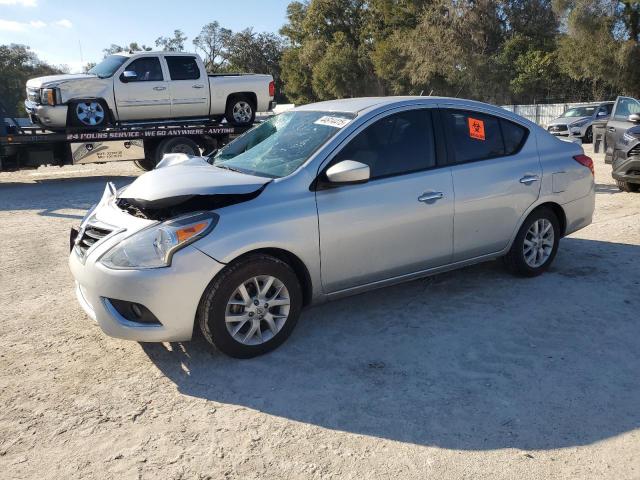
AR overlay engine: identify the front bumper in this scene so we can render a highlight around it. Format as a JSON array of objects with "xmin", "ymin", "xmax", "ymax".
[
  {"xmin": 612, "ymin": 155, "xmax": 640, "ymax": 184},
  {"xmin": 24, "ymin": 100, "xmax": 68, "ymax": 129},
  {"xmin": 69, "ymin": 238, "xmax": 225, "ymax": 343}
]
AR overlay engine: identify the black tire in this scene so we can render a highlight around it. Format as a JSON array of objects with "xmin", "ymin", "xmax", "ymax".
[
  {"xmin": 582, "ymin": 126, "xmax": 593, "ymax": 144},
  {"xmin": 503, "ymin": 207, "xmax": 560, "ymax": 277},
  {"xmin": 69, "ymin": 99, "xmax": 110, "ymax": 129},
  {"xmin": 198, "ymin": 254, "xmax": 303, "ymax": 358},
  {"xmin": 153, "ymin": 137, "xmax": 200, "ymax": 165},
  {"xmin": 133, "ymin": 158, "xmax": 156, "ymax": 171},
  {"xmin": 616, "ymin": 179, "xmax": 640, "ymax": 192},
  {"xmin": 225, "ymin": 95, "xmax": 256, "ymax": 126}
]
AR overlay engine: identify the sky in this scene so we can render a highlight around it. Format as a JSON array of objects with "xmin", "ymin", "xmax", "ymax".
[{"xmin": 0, "ymin": 0, "xmax": 291, "ymax": 72}]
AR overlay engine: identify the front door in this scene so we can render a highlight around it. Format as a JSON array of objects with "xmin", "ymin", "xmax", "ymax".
[
  {"xmin": 115, "ymin": 56, "xmax": 170, "ymax": 121},
  {"xmin": 316, "ymin": 108, "xmax": 454, "ymax": 293},
  {"xmin": 439, "ymin": 108, "xmax": 541, "ymax": 261},
  {"xmin": 605, "ymin": 97, "xmax": 640, "ymax": 162}
]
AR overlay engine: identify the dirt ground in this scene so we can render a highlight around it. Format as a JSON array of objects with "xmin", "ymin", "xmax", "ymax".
[{"xmin": 1, "ymin": 145, "xmax": 639, "ymax": 480}]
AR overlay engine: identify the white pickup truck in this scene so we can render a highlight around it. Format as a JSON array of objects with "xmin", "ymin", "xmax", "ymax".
[{"xmin": 25, "ymin": 51, "xmax": 276, "ymax": 129}]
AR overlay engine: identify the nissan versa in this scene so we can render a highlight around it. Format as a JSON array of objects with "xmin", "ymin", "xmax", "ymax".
[{"xmin": 69, "ymin": 97, "xmax": 595, "ymax": 358}]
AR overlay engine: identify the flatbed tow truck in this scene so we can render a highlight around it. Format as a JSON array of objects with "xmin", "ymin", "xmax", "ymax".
[{"xmin": 0, "ymin": 98, "xmax": 256, "ymax": 172}]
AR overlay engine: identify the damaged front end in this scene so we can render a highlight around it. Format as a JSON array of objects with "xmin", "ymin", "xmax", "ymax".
[{"xmin": 115, "ymin": 154, "xmax": 271, "ymax": 221}]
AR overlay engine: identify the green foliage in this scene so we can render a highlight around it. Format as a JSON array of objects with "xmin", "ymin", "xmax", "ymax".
[
  {"xmin": 155, "ymin": 30, "xmax": 188, "ymax": 52},
  {"xmin": 0, "ymin": 44, "xmax": 63, "ymax": 117}
]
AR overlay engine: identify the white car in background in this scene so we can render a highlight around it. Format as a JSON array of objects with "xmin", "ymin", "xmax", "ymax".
[
  {"xmin": 25, "ymin": 51, "xmax": 275, "ymax": 129},
  {"xmin": 547, "ymin": 102, "xmax": 614, "ymax": 143}
]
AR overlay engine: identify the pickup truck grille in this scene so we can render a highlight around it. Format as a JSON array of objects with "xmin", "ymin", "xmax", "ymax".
[
  {"xmin": 26, "ymin": 87, "xmax": 40, "ymax": 104},
  {"xmin": 75, "ymin": 224, "xmax": 113, "ymax": 260}
]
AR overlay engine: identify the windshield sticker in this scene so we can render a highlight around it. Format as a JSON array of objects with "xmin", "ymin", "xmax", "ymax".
[
  {"xmin": 314, "ymin": 116, "xmax": 351, "ymax": 128},
  {"xmin": 468, "ymin": 117, "xmax": 485, "ymax": 140}
]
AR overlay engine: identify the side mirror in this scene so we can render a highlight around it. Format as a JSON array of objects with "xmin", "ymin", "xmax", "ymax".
[
  {"xmin": 597, "ymin": 111, "xmax": 608, "ymax": 117},
  {"xmin": 325, "ymin": 160, "xmax": 370, "ymax": 184},
  {"xmin": 120, "ymin": 70, "xmax": 137, "ymax": 83},
  {"xmin": 628, "ymin": 113, "xmax": 640, "ymax": 124}
]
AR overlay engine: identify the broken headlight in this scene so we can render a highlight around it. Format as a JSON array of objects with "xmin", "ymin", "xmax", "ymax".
[{"xmin": 100, "ymin": 212, "xmax": 218, "ymax": 269}]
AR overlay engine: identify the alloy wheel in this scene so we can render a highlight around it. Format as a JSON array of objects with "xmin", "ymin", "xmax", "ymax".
[
  {"xmin": 523, "ymin": 218, "xmax": 555, "ymax": 268},
  {"xmin": 225, "ymin": 275, "xmax": 290, "ymax": 345},
  {"xmin": 232, "ymin": 101, "xmax": 253, "ymax": 124},
  {"xmin": 76, "ymin": 101, "xmax": 105, "ymax": 126}
]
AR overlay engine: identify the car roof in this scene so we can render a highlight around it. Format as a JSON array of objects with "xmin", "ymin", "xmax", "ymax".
[{"xmin": 111, "ymin": 51, "xmax": 198, "ymax": 58}]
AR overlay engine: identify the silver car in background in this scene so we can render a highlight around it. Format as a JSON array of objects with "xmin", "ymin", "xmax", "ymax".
[
  {"xmin": 547, "ymin": 102, "xmax": 614, "ymax": 143},
  {"xmin": 69, "ymin": 97, "xmax": 595, "ymax": 358}
]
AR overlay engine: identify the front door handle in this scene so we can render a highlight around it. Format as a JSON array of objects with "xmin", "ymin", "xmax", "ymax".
[
  {"xmin": 519, "ymin": 175, "xmax": 539, "ymax": 185},
  {"xmin": 153, "ymin": 86, "xmax": 167, "ymax": 91},
  {"xmin": 192, "ymin": 84, "xmax": 205, "ymax": 89},
  {"xmin": 418, "ymin": 191, "xmax": 444, "ymax": 203}
]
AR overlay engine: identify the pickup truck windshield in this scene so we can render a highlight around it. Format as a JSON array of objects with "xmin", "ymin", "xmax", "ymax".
[
  {"xmin": 213, "ymin": 111, "xmax": 356, "ymax": 178},
  {"xmin": 88, "ymin": 55, "xmax": 128, "ymax": 78},
  {"xmin": 561, "ymin": 106, "xmax": 596, "ymax": 118}
]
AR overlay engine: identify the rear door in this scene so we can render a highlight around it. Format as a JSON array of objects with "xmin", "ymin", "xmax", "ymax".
[
  {"xmin": 164, "ymin": 55, "xmax": 209, "ymax": 118},
  {"xmin": 115, "ymin": 56, "xmax": 170, "ymax": 121},
  {"xmin": 440, "ymin": 108, "xmax": 541, "ymax": 261},
  {"xmin": 605, "ymin": 97, "xmax": 640, "ymax": 161},
  {"xmin": 316, "ymin": 107, "xmax": 454, "ymax": 293}
]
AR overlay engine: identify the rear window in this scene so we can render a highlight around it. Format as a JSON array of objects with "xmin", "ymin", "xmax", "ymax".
[{"xmin": 165, "ymin": 56, "xmax": 201, "ymax": 80}]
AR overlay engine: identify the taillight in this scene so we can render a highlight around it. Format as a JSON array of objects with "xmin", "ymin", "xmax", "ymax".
[
  {"xmin": 573, "ymin": 154, "xmax": 594, "ymax": 175},
  {"xmin": 268, "ymin": 80, "xmax": 275, "ymax": 97}
]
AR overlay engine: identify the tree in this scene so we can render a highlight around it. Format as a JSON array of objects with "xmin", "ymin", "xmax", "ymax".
[
  {"xmin": 103, "ymin": 42, "xmax": 152, "ymax": 57},
  {"xmin": 155, "ymin": 30, "xmax": 187, "ymax": 52},
  {"xmin": 193, "ymin": 21, "xmax": 232, "ymax": 72},
  {"xmin": 0, "ymin": 44, "xmax": 62, "ymax": 116}
]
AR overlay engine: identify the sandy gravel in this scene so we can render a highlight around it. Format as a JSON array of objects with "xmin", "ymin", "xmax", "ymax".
[{"xmin": 0, "ymin": 146, "xmax": 639, "ymax": 480}]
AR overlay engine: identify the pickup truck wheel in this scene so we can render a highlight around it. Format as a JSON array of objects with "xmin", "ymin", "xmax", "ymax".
[
  {"xmin": 70, "ymin": 100, "xmax": 109, "ymax": 129},
  {"xmin": 225, "ymin": 96, "xmax": 256, "ymax": 126}
]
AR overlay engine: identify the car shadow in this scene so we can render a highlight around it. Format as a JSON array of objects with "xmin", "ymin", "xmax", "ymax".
[
  {"xmin": 595, "ymin": 183, "xmax": 622, "ymax": 194},
  {"xmin": 0, "ymin": 175, "xmax": 136, "ymax": 219},
  {"xmin": 142, "ymin": 237, "xmax": 640, "ymax": 451}
]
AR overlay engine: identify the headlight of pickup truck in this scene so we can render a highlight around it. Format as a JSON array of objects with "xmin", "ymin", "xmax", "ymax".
[
  {"xmin": 100, "ymin": 212, "xmax": 218, "ymax": 269},
  {"xmin": 40, "ymin": 88, "xmax": 57, "ymax": 106}
]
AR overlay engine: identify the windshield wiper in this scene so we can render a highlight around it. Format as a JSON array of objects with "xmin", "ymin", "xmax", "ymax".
[{"xmin": 215, "ymin": 163, "xmax": 245, "ymax": 174}]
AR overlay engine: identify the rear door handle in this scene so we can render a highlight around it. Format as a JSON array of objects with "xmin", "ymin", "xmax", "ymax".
[
  {"xmin": 519, "ymin": 175, "xmax": 539, "ymax": 185},
  {"xmin": 418, "ymin": 191, "xmax": 444, "ymax": 203},
  {"xmin": 608, "ymin": 127, "xmax": 616, "ymax": 132},
  {"xmin": 153, "ymin": 86, "xmax": 167, "ymax": 91},
  {"xmin": 192, "ymin": 84, "xmax": 205, "ymax": 89}
]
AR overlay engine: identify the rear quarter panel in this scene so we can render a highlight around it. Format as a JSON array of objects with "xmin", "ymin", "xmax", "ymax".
[{"xmin": 208, "ymin": 75, "xmax": 273, "ymax": 114}]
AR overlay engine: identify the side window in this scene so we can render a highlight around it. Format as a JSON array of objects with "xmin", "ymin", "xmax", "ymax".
[
  {"xmin": 124, "ymin": 57, "xmax": 163, "ymax": 82},
  {"xmin": 332, "ymin": 109, "xmax": 436, "ymax": 179},
  {"xmin": 165, "ymin": 56, "xmax": 201, "ymax": 80},
  {"xmin": 500, "ymin": 119, "xmax": 528, "ymax": 155},
  {"xmin": 442, "ymin": 110, "xmax": 505, "ymax": 162},
  {"xmin": 614, "ymin": 98, "xmax": 640, "ymax": 120}
]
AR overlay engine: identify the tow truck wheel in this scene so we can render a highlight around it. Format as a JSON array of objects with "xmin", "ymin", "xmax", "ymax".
[
  {"xmin": 134, "ymin": 137, "xmax": 201, "ymax": 171},
  {"xmin": 70, "ymin": 100, "xmax": 109, "ymax": 129}
]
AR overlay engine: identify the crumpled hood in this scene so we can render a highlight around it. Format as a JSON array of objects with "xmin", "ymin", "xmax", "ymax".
[
  {"xmin": 120, "ymin": 154, "xmax": 269, "ymax": 203},
  {"xmin": 26, "ymin": 73, "xmax": 96, "ymax": 89},
  {"xmin": 548, "ymin": 116, "xmax": 589, "ymax": 127}
]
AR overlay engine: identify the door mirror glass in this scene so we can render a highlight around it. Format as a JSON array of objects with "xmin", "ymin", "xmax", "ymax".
[
  {"xmin": 629, "ymin": 113, "xmax": 640, "ymax": 124},
  {"xmin": 597, "ymin": 110, "xmax": 608, "ymax": 117},
  {"xmin": 325, "ymin": 160, "xmax": 370, "ymax": 184},
  {"xmin": 120, "ymin": 70, "xmax": 137, "ymax": 83}
]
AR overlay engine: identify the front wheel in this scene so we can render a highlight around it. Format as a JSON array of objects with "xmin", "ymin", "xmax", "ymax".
[
  {"xmin": 198, "ymin": 254, "xmax": 303, "ymax": 358},
  {"xmin": 582, "ymin": 126, "xmax": 593, "ymax": 144},
  {"xmin": 70, "ymin": 100, "xmax": 109, "ymax": 129},
  {"xmin": 503, "ymin": 208, "xmax": 560, "ymax": 277}
]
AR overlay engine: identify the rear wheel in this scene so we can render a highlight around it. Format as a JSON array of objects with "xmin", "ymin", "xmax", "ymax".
[
  {"xmin": 582, "ymin": 126, "xmax": 593, "ymax": 144},
  {"xmin": 134, "ymin": 136, "xmax": 200, "ymax": 171},
  {"xmin": 503, "ymin": 208, "xmax": 560, "ymax": 277},
  {"xmin": 616, "ymin": 179, "xmax": 640, "ymax": 192},
  {"xmin": 225, "ymin": 95, "xmax": 256, "ymax": 126},
  {"xmin": 198, "ymin": 254, "xmax": 302, "ymax": 358}
]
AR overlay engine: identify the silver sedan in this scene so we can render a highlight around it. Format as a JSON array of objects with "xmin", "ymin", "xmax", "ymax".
[{"xmin": 69, "ymin": 97, "xmax": 595, "ymax": 357}]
